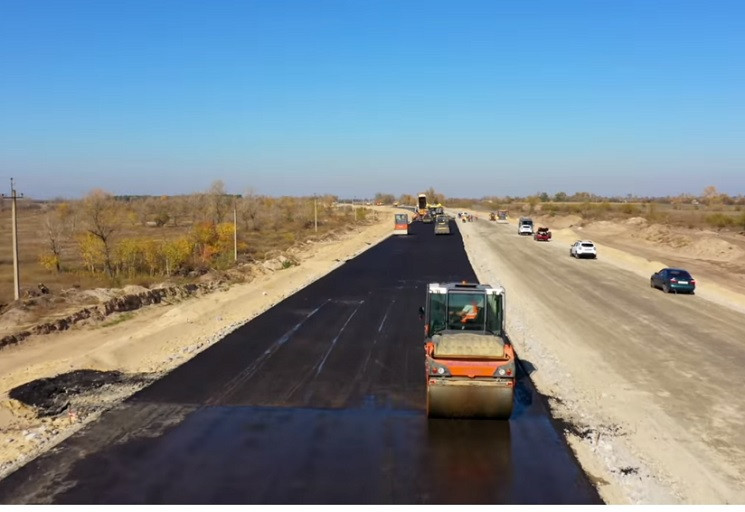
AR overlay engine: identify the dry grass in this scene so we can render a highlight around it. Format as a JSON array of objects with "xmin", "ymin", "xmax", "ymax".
[{"xmin": 0, "ymin": 198, "xmax": 378, "ymax": 305}]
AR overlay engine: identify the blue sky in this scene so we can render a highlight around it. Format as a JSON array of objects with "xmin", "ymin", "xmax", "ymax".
[{"xmin": 1, "ymin": 0, "xmax": 744, "ymax": 199}]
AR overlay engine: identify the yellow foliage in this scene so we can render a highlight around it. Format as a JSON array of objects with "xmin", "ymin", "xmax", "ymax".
[
  {"xmin": 163, "ymin": 237, "xmax": 193, "ymax": 275},
  {"xmin": 77, "ymin": 232, "xmax": 106, "ymax": 273},
  {"xmin": 216, "ymin": 222, "xmax": 235, "ymax": 253},
  {"xmin": 39, "ymin": 251, "xmax": 60, "ymax": 272}
]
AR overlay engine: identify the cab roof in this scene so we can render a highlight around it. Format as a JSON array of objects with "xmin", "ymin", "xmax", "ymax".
[{"xmin": 427, "ymin": 282, "xmax": 505, "ymax": 295}]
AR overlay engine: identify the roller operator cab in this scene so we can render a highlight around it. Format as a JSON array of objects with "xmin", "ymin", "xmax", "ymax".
[{"xmin": 423, "ymin": 282, "xmax": 515, "ymax": 419}]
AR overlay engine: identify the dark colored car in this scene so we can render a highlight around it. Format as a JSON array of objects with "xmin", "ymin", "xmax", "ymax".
[{"xmin": 650, "ymin": 268, "xmax": 696, "ymax": 294}]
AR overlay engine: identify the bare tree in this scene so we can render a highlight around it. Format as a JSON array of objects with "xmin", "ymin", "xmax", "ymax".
[
  {"xmin": 208, "ymin": 180, "xmax": 232, "ymax": 223},
  {"xmin": 187, "ymin": 193, "xmax": 208, "ymax": 224},
  {"xmin": 239, "ymin": 187, "xmax": 261, "ymax": 231},
  {"xmin": 82, "ymin": 189, "xmax": 120, "ymax": 277}
]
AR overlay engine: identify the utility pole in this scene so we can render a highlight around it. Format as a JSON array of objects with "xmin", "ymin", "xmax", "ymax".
[
  {"xmin": 314, "ymin": 195, "xmax": 318, "ymax": 233},
  {"xmin": 2, "ymin": 178, "xmax": 23, "ymax": 300},
  {"xmin": 233, "ymin": 202, "xmax": 238, "ymax": 262}
]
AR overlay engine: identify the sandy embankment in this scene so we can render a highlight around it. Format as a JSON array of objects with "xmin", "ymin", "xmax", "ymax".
[
  {"xmin": 456, "ymin": 213, "xmax": 745, "ymax": 504},
  {"xmin": 0, "ymin": 210, "xmax": 395, "ymax": 479}
]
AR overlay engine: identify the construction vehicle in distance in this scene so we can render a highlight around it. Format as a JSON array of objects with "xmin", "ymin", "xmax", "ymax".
[
  {"xmin": 417, "ymin": 194, "xmax": 428, "ymax": 218},
  {"xmin": 422, "ymin": 282, "xmax": 515, "ymax": 419},
  {"xmin": 428, "ymin": 204, "xmax": 444, "ymax": 218},
  {"xmin": 434, "ymin": 214, "xmax": 451, "ymax": 235},
  {"xmin": 497, "ymin": 210, "xmax": 508, "ymax": 223},
  {"xmin": 393, "ymin": 213, "xmax": 409, "ymax": 235}
]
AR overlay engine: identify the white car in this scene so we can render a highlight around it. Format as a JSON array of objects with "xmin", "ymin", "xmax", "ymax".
[
  {"xmin": 570, "ymin": 240, "xmax": 597, "ymax": 259},
  {"xmin": 518, "ymin": 223, "xmax": 533, "ymax": 235}
]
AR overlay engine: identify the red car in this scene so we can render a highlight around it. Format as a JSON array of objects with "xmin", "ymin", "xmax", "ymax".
[{"xmin": 534, "ymin": 227, "xmax": 551, "ymax": 241}]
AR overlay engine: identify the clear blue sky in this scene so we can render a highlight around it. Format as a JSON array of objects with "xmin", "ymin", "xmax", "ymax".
[{"xmin": 1, "ymin": 0, "xmax": 744, "ymax": 199}]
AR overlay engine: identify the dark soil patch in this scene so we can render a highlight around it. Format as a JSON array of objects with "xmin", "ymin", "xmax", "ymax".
[{"xmin": 9, "ymin": 370, "xmax": 150, "ymax": 417}]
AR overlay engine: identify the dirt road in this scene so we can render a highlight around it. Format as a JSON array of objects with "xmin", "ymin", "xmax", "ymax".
[{"xmin": 457, "ymin": 217, "xmax": 745, "ymax": 504}]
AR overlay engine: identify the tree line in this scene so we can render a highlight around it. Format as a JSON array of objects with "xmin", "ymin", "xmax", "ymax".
[{"xmin": 37, "ymin": 181, "xmax": 349, "ymax": 279}]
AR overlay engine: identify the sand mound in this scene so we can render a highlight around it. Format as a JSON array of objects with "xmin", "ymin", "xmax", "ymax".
[
  {"xmin": 631, "ymin": 225, "xmax": 691, "ymax": 248},
  {"xmin": 686, "ymin": 237, "xmax": 745, "ymax": 262},
  {"xmin": 626, "ymin": 217, "xmax": 648, "ymax": 227},
  {"xmin": 0, "ymin": 308, "xmax": 37, "ymax": 335},
  {"xmin": 543, "ymin": 214, "xmax": 583, "ymax": 229}
]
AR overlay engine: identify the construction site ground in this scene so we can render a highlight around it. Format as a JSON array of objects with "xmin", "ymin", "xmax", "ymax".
[{"xmin": 0, "ymin": 208, "xmax": 744, "ymax": 503}]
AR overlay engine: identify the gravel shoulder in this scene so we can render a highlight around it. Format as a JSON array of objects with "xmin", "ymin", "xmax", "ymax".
[{"xmin": 455, "ymin": 215, "xmax": 745, "ymax": 504}]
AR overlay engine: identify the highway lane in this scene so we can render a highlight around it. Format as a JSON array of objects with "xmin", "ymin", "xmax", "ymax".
[
  {"xmin": 0, "ymin": 220, "xmax": 601, "ymax": 504},
  {"xmin": 465, "ymin": 218, "xmax": 745, "ymax": 496}
]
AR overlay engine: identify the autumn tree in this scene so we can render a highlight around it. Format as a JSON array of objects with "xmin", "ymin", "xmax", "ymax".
[
  {"xmin": 424, "ymin": 187, "xmax": 445, "ymax": 205},
  {"xmin": 78, "ymin": 232, "xmax": 107, "ymax": 273},
  {"xmin": 238, "ymin": 187, "xmax": 261, "ymax": 231},
  {"xmin": 162, "ymin": 237, "xmax": 193, "ymax": 276},
  {"xmin": 40, "ymin": 202, "xmax": 75, "ymax": 272},
  {"xmin": 702, "ymin": 185, "xmax": 722, "ymax": 207},
  {"xmin": 398, "ymin": 194, "xmax": 414, "ymax": 206},
  {"xmin": 207, "ymin": 180, "xmax": 233, "ymax": 223},
  {"xmin": 374, "ymin": 192, "xmax": 395, "ymax": 204},
  {"xmin": 81, "ymin": 189, "xmax": 120, "ymax": 277}
]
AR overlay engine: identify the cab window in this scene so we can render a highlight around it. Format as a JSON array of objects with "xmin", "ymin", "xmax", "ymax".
[{"xmin": 447, "ymin": 292, "xmax": 485, "ymax": 330}]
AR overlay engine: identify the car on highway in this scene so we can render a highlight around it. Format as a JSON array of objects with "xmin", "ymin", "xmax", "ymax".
[
  {"xmin": 518, "ymin": 217, "xmax": 534, "ymax": 235},
  {"xmin": 650, "ymin": 268, "xmax": 696, "ymax": 294},
  {"xmin": 570, "ymin": 240, "xmax": 597, "ymax": 259}
]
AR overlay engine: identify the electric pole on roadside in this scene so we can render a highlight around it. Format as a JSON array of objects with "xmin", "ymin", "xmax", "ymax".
[
  {"xmin": 2, "ymin": 178, "xmax": 23, "ymax": 300},
  {"xmin": 314, "ymin": 195, "xmax": 318, "ymax": 233},
  {"xmin": 233, "ymin": 201, "xmax": 238, "ymax": 262}
]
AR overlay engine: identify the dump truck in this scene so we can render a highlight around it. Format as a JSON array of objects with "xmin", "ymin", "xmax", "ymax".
[
  {"xmin": 394, "ymin": 213, "xmax": 409, "ymax": 235},
  {"xmin": 422, "ymin": 282, "xmax": 515, "ymax": 419}
]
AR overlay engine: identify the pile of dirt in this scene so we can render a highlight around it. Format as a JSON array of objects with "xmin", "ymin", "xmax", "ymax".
[
  {"xmin": 629, "ymin": 225, "xmax": 692, "ymax": 248},
  {"xmin": 9, "ymin": 370, "xmax": 152, "ymax": 417},
  {"xmin": 687, "ymin": 238, "xmax": 745, "ymax": 262},
  {"xmin": 534, "ymin": 214, "xmax": 583, "ymax": 229}
]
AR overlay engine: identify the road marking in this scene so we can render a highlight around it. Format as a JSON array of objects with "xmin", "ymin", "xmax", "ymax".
[
  {"xmin": 378, "ymin": 299, "xmax": 395, "ymax": 333},
  {"xmin": 209, "ymin": 301, "xmax": 328, "ymax": 404},
  {"xmin": 315, "ymin": 303, "xmax": 363, "ymax": 376}
]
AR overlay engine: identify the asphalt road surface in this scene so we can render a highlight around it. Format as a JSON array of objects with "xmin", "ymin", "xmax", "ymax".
[{"xmin": 0, "ymin": 220, "xmax": 601, "ymax": 504}]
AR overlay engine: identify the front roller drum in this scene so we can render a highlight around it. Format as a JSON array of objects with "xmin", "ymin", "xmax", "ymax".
[{"xmin": 427, "ymin": 379, "xmax": 514, "ymax": 419}]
